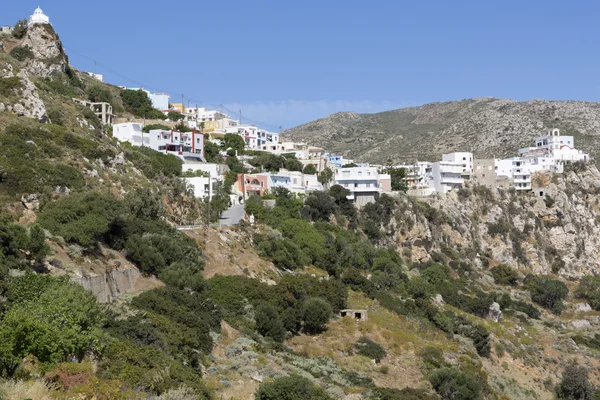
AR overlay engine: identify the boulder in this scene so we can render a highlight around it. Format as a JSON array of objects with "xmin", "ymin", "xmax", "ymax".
[{"xmin": 488, "ymin": 302, "xmax": 502, "ymax": 322}]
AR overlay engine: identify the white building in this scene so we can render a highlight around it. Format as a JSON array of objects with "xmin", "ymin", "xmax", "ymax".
[
  {"xmin": 28, "ymin": 7, "xmax": 50, "ymax": 26},
  {"xmin": 149, "ymin": 92, "xmax": 170, "ymax": 111},
  {"xmin": 335, "ymin": 166, "xmax": 381, "ymax": 206},
  {"xmin": 182, "ymin": 162, "xmax": 227, "ymax": 177},
  {"xmin": 112, "ymin": 123, "xmax": 205, "ymax": 162},
  {"xmin": 519, "ymin": 128, "xmax": 589, "ymax": 174},
  {"xmin": 269, "ymin": 170, "xmax": 322, "ymax": 195},
  {"xmin": 85, "ymin": 72, "xmax": 104, "ymax": 82},
  {"xmin": 113, "ymin": 122, "xmax": 143, "ymax": 144},
  {"xmin": 185, "ymin": 107, "xmax": 229, "ymax": 122},
  {"xmin": 442, "ymin": 152, "xmax": 473, "ymax": 175},
  {"xmin": 431, "ymin": 160, "xmax": 464, "ymax": 193},
  {"xmin": 495, "ymin": 157, "xmax": 532, "ymax": 191}
]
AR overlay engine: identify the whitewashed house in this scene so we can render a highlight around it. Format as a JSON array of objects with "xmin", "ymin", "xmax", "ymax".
[{"xmin": 335, "ymin": 166, "xmax": 381, "ymax": 206}]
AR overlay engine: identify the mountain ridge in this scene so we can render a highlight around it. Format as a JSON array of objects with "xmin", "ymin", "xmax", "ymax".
[{"xmin": 283, "ymin": 97, "xmax": 600, "ymax": 164}]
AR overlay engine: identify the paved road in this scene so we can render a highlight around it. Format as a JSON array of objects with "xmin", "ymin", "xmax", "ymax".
[{"xmin": 219, "ymin": 204, "xmax": 245, "ymax": 226}]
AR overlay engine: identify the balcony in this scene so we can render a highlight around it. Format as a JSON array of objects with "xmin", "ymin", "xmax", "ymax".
[{"xmin": 440, "ymin": 176, "xmax": 463, "ymax": 184}]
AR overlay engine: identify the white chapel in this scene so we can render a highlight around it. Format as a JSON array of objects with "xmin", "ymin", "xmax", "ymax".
[{"xmin": 28, "ymin": 7, "xmax": 50, "ymax": 26}]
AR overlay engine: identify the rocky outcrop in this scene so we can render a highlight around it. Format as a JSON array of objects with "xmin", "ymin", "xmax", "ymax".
[
  {"xmin": 389, "ymin": 163, "xmax": 600, "ymax": 278},
  {"xmin": 20, "ymin": 24, "xmax": 67, "ymax": 77},
  {"xmin": 0, "ymin": 63, "xmax": 47, "ymax": 121},
  {"xmin": 71, "ymin": 265, "xmax": 142, "ymax": 303}
]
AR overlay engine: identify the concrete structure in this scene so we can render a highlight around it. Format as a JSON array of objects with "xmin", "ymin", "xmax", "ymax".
[
  {"xmin": 379, "ymin": 173, "xmax": 392, "ymax": 193},
  {"xmin": 203, "ymin": 118, "xmax": 239, "ymax": 136},
  {"xmin": 73, "ymin": 98, "xmax": 114, "ymax": 125},
  {"xmin": 473, "ymin": 159, "xmax": 496, "ymax": 188},
  {"xmin": 335, "ymin": 166, "xmax": 381, "ymax": 206},
  {"xmin": 185, "ymin": 107, "xmax": 229, "ymax": 123},
  {"xmin": 431, "ymin": 160, "xmax": 464, "ymax": 193},
  {"xmin": 339, "ymin": 309, "xmax": 368, "ymax": 321},
  {"xmin": 0, "ymin": 26, "xmax": 13, "ymax": 35},
  {"xmin": 28, "ymin": 7, "xmax": 50, "ymax": 26}
]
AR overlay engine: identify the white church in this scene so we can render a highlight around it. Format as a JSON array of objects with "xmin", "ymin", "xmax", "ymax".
[{"xmin": 28, "ymin": 7, "xmax": 50, "ymax": 26}]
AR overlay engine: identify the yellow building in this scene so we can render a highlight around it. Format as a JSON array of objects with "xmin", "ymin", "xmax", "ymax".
[{"xmin": 170, "ymin": 103, "xmax": 184, "ymax": 113}]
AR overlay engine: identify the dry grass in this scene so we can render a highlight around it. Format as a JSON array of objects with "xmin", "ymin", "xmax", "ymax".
[{"xmin": 0, "ymin": 379, "xmax": 56, "ymax": 400}]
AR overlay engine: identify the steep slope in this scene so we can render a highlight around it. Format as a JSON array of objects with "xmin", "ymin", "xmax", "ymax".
[{"xmin": 284, "ymin": 98, "xmax": 600, "ymax": 163}]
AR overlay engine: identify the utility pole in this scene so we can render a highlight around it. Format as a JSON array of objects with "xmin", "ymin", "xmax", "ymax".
[
  {"xmin": 181, "ymin": 94, "xmax": 184, "ymax": 112},
  {"xmin": 239, "ymin": 109, "xmax": 242, "ymax": 125},
  {"xmin": 207, "ymin": 171, "xmax": 211, "ymax": 226}
]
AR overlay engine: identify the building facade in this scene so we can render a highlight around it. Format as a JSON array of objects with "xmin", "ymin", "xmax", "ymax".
[{"xmin": 335, "ymin": 166, "xmax": 381, "ymax": 206}]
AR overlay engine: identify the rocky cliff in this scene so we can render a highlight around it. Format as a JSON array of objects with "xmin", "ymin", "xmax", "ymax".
[
  {"xmin": 0, "ymin": 62, "xmax": 47, "ymax": 121},
  {"xmin": 388, "ymin": 162, "xmax": 600, "ymax": 278},
  {"xmin": 19, "ymin": 23, "xmax": 68, "ymax": 78},
  {"xmin": 284, "ymin": 98, "xmax": 600, "ymax": 164}
]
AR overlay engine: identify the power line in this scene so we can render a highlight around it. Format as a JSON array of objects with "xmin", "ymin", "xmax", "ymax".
[{"xmin": 64, "ymin": 45, "xmax": 284, "ymax": 130}]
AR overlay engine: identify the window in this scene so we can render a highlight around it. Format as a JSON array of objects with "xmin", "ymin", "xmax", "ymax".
[
  {"xmin": 463, "ymin": 157, "xmax": 466, "ymax": 161},
  {"xmin": 367, "ymin": 183, "xmax": 370, "ymax": 187},
  {"xmin": 344, "ymin": 183, "xmax": 348, "ymax": 187},
  {"xmin": 354, "ymin": 183, "xmax": 358, "ymax": 188}
]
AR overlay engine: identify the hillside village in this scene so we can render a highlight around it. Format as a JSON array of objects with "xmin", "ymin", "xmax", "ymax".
[
  {"xmin": 3, "ymin": 9, "xmax": 592, "ymax": 215},
  {"xmin": 3, "ymin": 7, "xmax": 600, "ymax": 400}
]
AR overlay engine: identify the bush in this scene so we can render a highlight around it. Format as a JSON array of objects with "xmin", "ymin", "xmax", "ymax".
[
  {"xmin": 255, "ymin": 375, "xmax": 332, "ymax": 400},
  {"xmin": 429, "ymin": 367, "xmax": 483, "ymax": 400},
  {"xmin": 256, "ymin": 236, "xmax": 310, "ymax": 270},
  {"xmin": 525, "ymin": 275, "xmax": 569, "ymax": 314},
  {"xmin": 255, "ymin": 303, "xmax": 286, "ymax": 342},
  {"xmin": 11, "ymin": 19, "xmax": 28, "ymax": 39},
  {"xmin": 302, "ymin": 191, "xmax": 336, "ymax": 222},
  {"xmin": 556, "ymin": 363, "xmax": 594, "ymax": 400},
  {"xmin": 303, "ymin": 164, "xmax": 317, "ymax": 175},
  {"xmin": 86, "ymin": 85, "xmax": 113, "ymax": 103},
  {"xmin": 38, "ymin": 192, "xmax": 125, "ymax": 248},
  {"xmin": 302, "ymin": 297, "xmax": 333, "ymax": 334},
  {"xmin": 9, "ymin": 46, "xmax": 33, "ymax": 62},
  {"xmin": 355, "ymin": 336, "xmax": 386, "ymax": 362},
  {"xmin": 143, "ymin": 123, "xmax": 170, "ymax": 133},
  {"xmin": 0, "ymin": 77, "xmax": 22, "ymax": 96},
  {"xmin": 575, "ymin": 276, "xmax": 600, "ymax": 310},
  {"xmin": 490, "ymin": 264, "xmax": 518, "ymax": 286}
]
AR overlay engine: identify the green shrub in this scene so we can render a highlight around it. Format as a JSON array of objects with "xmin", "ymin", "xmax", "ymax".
[
  {"xmin": 302, "ymin": 297, "xmax": 333, "ymax": 334},
  {"xmin": 525, "ymin": 275, "xmax": 569, "ymax": 314},
  {"xmin": 255, "ymin": 375, "xmax": 332, "ymax": 400},
  {"xmin": 355, "ymin": 336, "xmax": 386, "ymax": 362},
  {"xmin": 429, "ymin": 367, "xmax": 483, "ymax": 400},
  {"xmin": 0, "ymin": 76, "xmax": 22, "ymax": 96},
  {"xmin": 37, "ymin": 192, "xmax": 124, "ymax": 248},
  {"xmin": 86, "ymin": 85, "xmax": 113, "ymax": 103},
  {"xmin": 556, "ymin": 363, "xmax": 594, "ymax": 400},
  {"xmin": 143, "ymin": 123, "xmax": 171, "ymax": 133},
  {"xmin": 490, "ymin": 264, "xmax": 518, "ymax": 286},
  {"xmin": 256, "ymin": 235, "xmax": 310, "ymax": 270},
  {"xmin": 575, "ymin": 276, "xmax": 600, "ymax": 310},
  {"xmin": 11, "ymin": 19, "xmax": 27, "ymax": 39},
  {"xmin": 255, "ymin": 302, "xmax": 286, "ymax": 342},
  {"xmin": 9, "ymin": 46, "xmax": 33, "ymax": 62}
]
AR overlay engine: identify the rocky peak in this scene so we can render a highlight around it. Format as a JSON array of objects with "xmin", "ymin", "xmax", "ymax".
[
  {"xmin": 20, "ymin": 24, "xmax": 67, "ymax": 77},
  {"xmin": 0, "ymin": 62, "xmax": 47, "ymax": 121}
]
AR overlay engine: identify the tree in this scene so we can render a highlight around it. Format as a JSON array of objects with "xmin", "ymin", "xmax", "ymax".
[
  {"xmin": 284, "ymin": 156, "xmax": 304, "ymax": 172},
  {"xmin": 526, "ymin": 275, "xmax": 569, "ymax": 314},
  {"xmin": 168, "ymin": 111, "xmax": 184, "ymax": 122},
  {"xmin": 302, "ymin": 297, "xmax": 332, "ymax": 334},
  {"xmin": 556, "ymin": 363, "xmax": 594, "ymax": 400},
  {"xmin": 221, "ymin": 133, "xmax": 246, "ymax": 154},
  {"xmin": 318, "ymin": 167, "xmax": 334, "ymax": 186},
  {"xmin": 255, "ymin": 303, "xmax": 286, "ymax": 342},
  {"xmin": 120, "ymin": 89, "xmax": 165, "ymax": 119},
  {"xmin": 11, "ymin": 19, "xmax": 27, "ymax": 39},
  {"xmin": 387, "ymin": 167, "xmax": 408, "ymax": 192},
  {"xmin": 342, "ymin": 163, "xmax": 358, "ymax": 168},
  {"xmin": 0, "ymin": 277, "xmax": 105, "ymax": 375},
  {"xmin": 86, "ymin": 85, "xmax": 112, "ymax": 103},
  {"xmin": 302, "ymin": 191, "xmax": 336, "ymax": 222},
  {"xmin": 255, "ymin": 375, "xmax": 332, "ymax": 400},
  {"xmin": 490, "ymin": 264, "xmax": 518, "ymax": 286},
  {"xmin": 575, "ymin": 276, "xmax": 600, "ymax": 311},
  {"xmin": 303, "ymin": 164, "xmax": 318, "ymax": 175},
  {"xmin": 204, "ymin": 138, "xmax": 221, "ymax": 162}
]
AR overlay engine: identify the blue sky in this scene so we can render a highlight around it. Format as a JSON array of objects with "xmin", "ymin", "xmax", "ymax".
[{"xmin": 4, "ymin": 1, "xmax": 600, "ymax": 129}]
